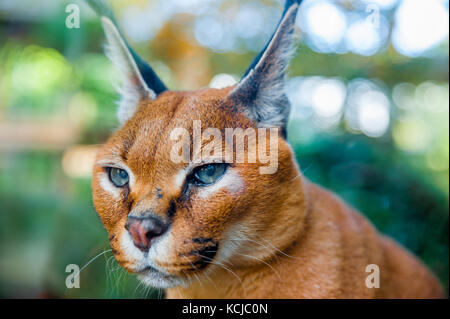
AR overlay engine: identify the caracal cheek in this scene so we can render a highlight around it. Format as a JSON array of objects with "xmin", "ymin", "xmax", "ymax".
[
  {"xmin": 98, "ymin": 172, "xmax": 121, "ymax": 199},
  {"xmin": 197, "ymin": 170, "xmax": 244, "ymax": 199},
  {"xmin": 119, "ymin": 230, "xmax": 144, "ymax": 269}
]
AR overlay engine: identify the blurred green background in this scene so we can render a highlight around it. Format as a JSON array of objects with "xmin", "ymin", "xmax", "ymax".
[{"xmin": 0, "ymin": 0, "xmax": 448, "ymax": 298}]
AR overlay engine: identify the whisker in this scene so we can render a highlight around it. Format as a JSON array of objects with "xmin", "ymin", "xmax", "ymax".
[
  {"xmin": 229, "ymin": 236, "xmax": 301, "ymax": 261},
  {"xmin": 181, "ymin": 255, "xmax": 220, "ymax": 293},
  {"xmin": 199, "ymin": 268, "xmax": 220, "ymax": 292},
  {"xmin": 275, "ymin": 163, "xmax": 310, "ymax": 188},
  {"xmin": 69, "ymin": 249, "xmax": 113, "ymax": 292},
  {"xmin": 104, "ymin": 255, "xmax": 117, "ymax": 297},
  {"xmin": 157, "ymin": 287, "xmax": 163, "ymax": 299},
  {"xmin": 176, "ymin": 287, "xmax": 183, "ymax": 299},
  {"xmin": 106, "ymin": 257, "xmax": 127, "ymax": 297},
  {"xmin": 145, "ymin": 286, "xmax": 154, "ymax": 299},
  {"xmin": 300, "ymin": 163, "xmax": 312, "ymax": 176},
  {"xmin": 256, "ymin": 236, "xmax": 302, "ymax": 261},
  {"xmin": 133, "ymin": 279, "xmax": 145, "ymax": 298},
  {"xmin": 234, "ymin": 252, "xmax": 283, "ymax": 282},
  {"xmin": 192, "ymin": 253, "xmax": 247, "ymax": 298},
  {"xmin": 77, "ymin": 249, "xmax": 113, "ymax": 276},
  {"xmin": 181, "ymin": 257, "xmax": 203, "ymax": 289}
]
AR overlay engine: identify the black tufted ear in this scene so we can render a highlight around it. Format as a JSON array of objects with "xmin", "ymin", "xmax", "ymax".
[
  {"xmin": 86, "ymin": 0, "xmax": 167, "ymax": 124},
  {"xmin": 229, "ymin": 0, "xmax": 302, "ymax": 136}
]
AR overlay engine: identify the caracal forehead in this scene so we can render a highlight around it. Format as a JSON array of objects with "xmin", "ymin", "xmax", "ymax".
[
  {"xmin": 128, "ymin": 86, "xmax": 240, "ymax": 130},
  {"xmin": 117, "ymin": 87, "xmax": 249, "ymax": 146},
  {"xmin": 102, "ymin": 87, "xmax": 252, "ymax": 169}
]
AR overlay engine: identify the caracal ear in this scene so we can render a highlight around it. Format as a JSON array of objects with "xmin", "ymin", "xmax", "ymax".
[
  {"xmin": 87, "ymin": 0, "xmax": 167, "ymax": 124},
  {"xmin": 229, "ymin": 0, "xmax": 302, "ymax": 137}
]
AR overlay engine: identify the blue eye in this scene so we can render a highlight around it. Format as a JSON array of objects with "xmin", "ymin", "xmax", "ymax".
[
  {"xmin": 192, "ymin": 164, "xmax": 227, "ymax": 185},
  {"xmin": 109, "ymin": 167, "xmax": 129, "ymax": 187}
]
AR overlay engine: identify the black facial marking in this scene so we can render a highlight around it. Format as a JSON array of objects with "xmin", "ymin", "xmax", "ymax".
[
  {"xmin": 192, "ymin": 238, "xmax": 215, "ymax": 244},
  {"xmin": 126, "ymin": 197, "xmax": 133, "ymax": 212},
  {"xmin": 179, "ymin": 240, "xmax": 219, "ymax": 270},
  {"xmin": 167, "ymin": 201, "xmax": 176, "ymax": 219},
  {"xmin": 196, "ymin": 245, "xmax": 218, "ymax": 262},
  {"xmin": 156, "ymin": 187, "xmax": 163, "ymax": 199}
]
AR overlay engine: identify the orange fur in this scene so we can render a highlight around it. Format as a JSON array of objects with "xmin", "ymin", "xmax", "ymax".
[
  {"xmin": 89, "ymin": 0, "xmax": 444, "ymax": 299},
  {"xmin": 92, "ymin": 88, "xmax": 444, "ymax": 299}
]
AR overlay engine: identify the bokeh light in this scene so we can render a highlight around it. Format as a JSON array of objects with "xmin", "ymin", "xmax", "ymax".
[
  {"xmin": 356, "ymin": 90, "xmax": 390, "ymax": 137},
  {"xmin": 209, "ymin": 73, "xmax": 238, "ymax": 89},
  {"xmin": 345, "ymin": 19, "xmax": 382, "ymax": 56},
  {"xmin": 300, "ymin": 0, "xmax": 347, "ymax": 53},
  {"xmin": 392, "ymin": 0, "xmax": 449, "ymax": 57},
  {"xmin": 311, "ymin": 78, "xmax": 346, "ymax": 118}
]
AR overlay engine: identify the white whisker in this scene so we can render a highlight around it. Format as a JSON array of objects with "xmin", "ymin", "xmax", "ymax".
[
  {"xmin": 234, "ymin": 251, "xmax": 283, "ymax": 282},
  {"xmin": 192, "ymin": 253, "xmax": 247, "ymax": 298}
]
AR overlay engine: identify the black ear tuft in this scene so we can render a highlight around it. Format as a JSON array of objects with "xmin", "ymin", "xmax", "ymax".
[
  {"xmin": 131, "ymin": 52, "xmax": 167, "ymax": 95},
  {"xmin": 87, "ymin": 0, "xmax": 167, "ymax": 95},
  {"xmin": 86, "ymin": 0, "xmax": 167, "ymax": 123},
  {"xmin": 229, "ymin": 0, "xmax": 302, "ymax": 132}
]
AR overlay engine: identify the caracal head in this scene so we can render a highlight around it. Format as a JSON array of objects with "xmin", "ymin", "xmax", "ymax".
[{"xmin": 89, "ymin": 0, "xmax": 305, "ymax": 288}]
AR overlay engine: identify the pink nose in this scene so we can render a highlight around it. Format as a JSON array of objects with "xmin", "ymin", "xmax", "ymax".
[{"xmin": 125, "ymin": 216, "xmax": 168, "ymax": 251}]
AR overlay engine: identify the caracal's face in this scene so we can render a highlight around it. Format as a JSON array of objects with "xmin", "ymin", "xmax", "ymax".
[
  {"xmin": 90, "ymin": 0, "xmax": 303, "ymax": 289},
  {"xmin": 92, "ymin": 88, "xmax": 295, "ymax": 288}
]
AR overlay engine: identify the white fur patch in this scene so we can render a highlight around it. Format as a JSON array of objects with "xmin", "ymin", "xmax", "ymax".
[
  {"xmin": 101, "ymin": 17, "xmax": 155, "ymax": 125},
  {"xmin": 120, "ymin": 231, "xmax": 143, "ymax": 269},
  {"xmin": 173, "ymin": 169, "xmax": 187, "ymax": 190},
  {"xmin": 98, "ymin": 172, "xmax": 120, "ymax": 199},
  {"xmin": 197, "ymin": 169, "xmax": 244, "ymax": 199},
  {"xmin": 147, "ymin": 231, "xmax": 172, "ymax": 267},
  {"xmin": 215, "ymin": 224, "xmax": 249, "ymax": 266}
]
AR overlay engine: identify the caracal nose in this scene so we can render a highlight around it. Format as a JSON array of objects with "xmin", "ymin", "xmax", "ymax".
[{"xmin": 125, "ymin": 216, "xmax": 168, "ymax": 251}]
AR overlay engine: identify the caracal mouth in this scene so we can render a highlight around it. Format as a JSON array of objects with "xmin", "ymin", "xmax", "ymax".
[{"xmin": 136, "ymin": 265, "xmax": 188, "ymax": 289}]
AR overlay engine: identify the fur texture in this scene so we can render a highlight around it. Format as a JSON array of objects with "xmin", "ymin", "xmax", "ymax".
[
  {"xmin": 91, "ymin": 88, "xmax": 444, "ymax": 299},
  {"xmin": 101, "ymin": 17, "xmax": 155, "ymax": 124},
  {"xmin": 87, "ymin": 0, "xmax": 167, "ymax": 124},
  {"xmin": 89, "ymin": 0, "xmax": 444, "ymax": 298},
  {"xmin": 230, "ymin": 0, "xmax": 300, "ymax": 131}
]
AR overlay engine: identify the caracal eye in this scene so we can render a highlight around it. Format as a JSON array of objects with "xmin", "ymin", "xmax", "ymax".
[
  {"xmin": 108, "ymin": 167, "xmax": 129, "ymax": 187},
  {"xmin": 192, "ymin": 163, "xmax": 227, "ymax": 185}
]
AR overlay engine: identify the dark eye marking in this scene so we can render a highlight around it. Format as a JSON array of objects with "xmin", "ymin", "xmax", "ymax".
[
  {"xmin": 156, "ymin": 187, "xmax": 163, "ymax": 199},
  {"xmin": 167, "ymin": 201, "xmax": 177, "ymax": 219},
  {"xmin": 127, "ymin": 197, "xmax": 133, "ymax": 210}
]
